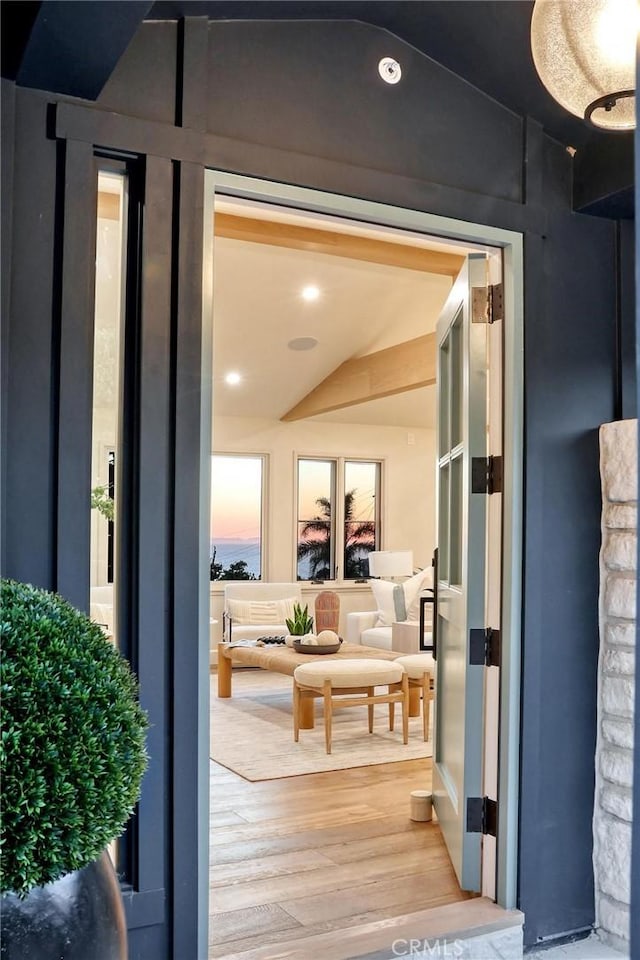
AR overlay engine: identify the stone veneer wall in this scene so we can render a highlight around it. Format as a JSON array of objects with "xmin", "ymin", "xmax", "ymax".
[{"xmin": 594, "ymin": 419, "xmax": 637, "ymax": 951}]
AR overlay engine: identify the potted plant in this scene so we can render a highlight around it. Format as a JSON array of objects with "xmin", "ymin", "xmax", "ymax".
[
  {"xmin": 285, "ymin": 601, "xmax": 314, "ymax": 640},
  {"xmin": 0, "ymin": 579, "xmax": 148, "ymax": 960}
]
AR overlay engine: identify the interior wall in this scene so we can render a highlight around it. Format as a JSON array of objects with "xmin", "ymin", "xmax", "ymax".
[
  {"xmin": 213, "ymin": 413, "xmax": 436, "ymax": 577},
  {"xmin": 210, "ymin": 413, "xmax": 436, "ymax": 647}
]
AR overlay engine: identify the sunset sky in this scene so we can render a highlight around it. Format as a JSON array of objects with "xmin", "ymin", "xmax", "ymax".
[
  {"xmin": 210, "ymin": 456, "xmax": 377, "ymax": 541},
  {"xmin": 210, "ymin": 455, "xmax": 262, "ymax": 540}
]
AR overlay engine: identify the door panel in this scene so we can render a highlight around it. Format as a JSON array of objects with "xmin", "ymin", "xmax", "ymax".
[
  {"xmin": 433, "ymin": 254, "xmax": 488, "ymax": 892},
  {"xmin": 481, "ymin": 250, "xmax": 504, "ymax": 899}
]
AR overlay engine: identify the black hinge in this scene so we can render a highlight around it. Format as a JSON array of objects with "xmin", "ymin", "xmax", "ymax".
[
  {"xmin": 471, "ymin": 455, "xmax": 503, "ymax": 494},
  {"xmin": 489, "ymin": 282, "xmax": 504, "ymax": 323},
  {"xmin": 467, "ymin": 796, "xmax": 497, "ymax": 836},
  {"xmin": 469, "ymin": 627, "xmax": 501, "ymax": 667},
  {"xmin": 471, "ymin": 283, "xmax": 504, "ymax": 324}
]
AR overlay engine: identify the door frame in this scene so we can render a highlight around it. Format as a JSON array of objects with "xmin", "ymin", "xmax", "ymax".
[{"xmin": 201, "ymin": 168, "xmax": 524, "ymax": 910}]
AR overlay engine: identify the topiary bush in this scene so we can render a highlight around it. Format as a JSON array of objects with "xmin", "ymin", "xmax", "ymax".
[{"xmin": 0, "ymin": 579, "xmax": 148, "ymax": 896}]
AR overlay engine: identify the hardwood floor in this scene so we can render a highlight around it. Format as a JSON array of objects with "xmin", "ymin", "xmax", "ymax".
[{"xmin": 209, "ymin": 755, "xmax": 471, "ymax": 958}]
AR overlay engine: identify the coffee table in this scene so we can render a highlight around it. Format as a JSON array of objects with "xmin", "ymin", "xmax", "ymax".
[{"xmin": 216, "ymin": 641, "xmax": 420, "ymax": 729}]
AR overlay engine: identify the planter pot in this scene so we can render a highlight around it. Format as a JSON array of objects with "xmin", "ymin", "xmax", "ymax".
[{"xmin": 1, "ymin": 851, "xmax": 127, "ymax": 960}]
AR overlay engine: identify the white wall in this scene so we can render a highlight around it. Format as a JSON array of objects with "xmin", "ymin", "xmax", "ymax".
[{"xmin": 210, "ymin": 412, "xmax": 436, "ymax": 650}]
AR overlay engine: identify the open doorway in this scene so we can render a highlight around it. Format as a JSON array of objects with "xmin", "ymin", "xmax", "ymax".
[{"xmin": 203, "ymin": 175, "xmax": 523, "ymax": 958}]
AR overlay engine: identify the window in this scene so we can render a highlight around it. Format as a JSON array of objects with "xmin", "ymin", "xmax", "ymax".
[
  {"xmin": 90, "ymin": 170, "xmax": 127, "ymax": 641},
  {"xmin": 210, "ymin": 455, "xmax": 265, "ymax": 581},
  {"xmin": 296, "ymin": 458, "xmax": 380, "ymax": 581}
]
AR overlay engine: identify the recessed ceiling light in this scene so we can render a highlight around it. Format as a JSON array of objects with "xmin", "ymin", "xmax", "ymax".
[
  {"xmin": 225, "ymin": 371, "xmax": 241, "ymax": 385},
  {"xmin": 378, "ymin": 57, "xmax": 402, "ymax": 84},
  {"xmin": 301, "ymin": 285, "xmax": 320, "ymax": 302},
  {"xmin": 288, "ymin": 337, "xmax": 318, "ymax": 351}
]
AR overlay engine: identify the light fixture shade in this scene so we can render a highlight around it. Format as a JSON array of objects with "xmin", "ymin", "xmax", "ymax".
[
  {"xmin": 531, "ymin": 0, "xmax": 636, "ymax": 131},
  {"xmin": 368, "ymin": 550, "xmax": 413, "ymax": 578}
]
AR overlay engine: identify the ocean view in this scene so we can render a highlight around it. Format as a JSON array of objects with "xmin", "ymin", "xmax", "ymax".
[
  {"xmin": 211, "ymin": 539, "xmax": 261, "ymax": 578},
  {"xmin": 210, "ymin": 539, "xmax": 317, "ymax": 579}
]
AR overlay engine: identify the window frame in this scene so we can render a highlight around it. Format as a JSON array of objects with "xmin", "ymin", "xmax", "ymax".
[
  {"xmin": 295, "ymin": 454, "xmax": 382, "ymax": 583},
  {"xmin": 209, "ymin": 451, "xmax": 268, "ymax": 583}
]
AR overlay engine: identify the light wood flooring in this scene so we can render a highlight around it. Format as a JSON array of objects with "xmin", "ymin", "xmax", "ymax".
[{"xmin": 209, "ymin": 756, "xmax": 472, "ymax": 958}]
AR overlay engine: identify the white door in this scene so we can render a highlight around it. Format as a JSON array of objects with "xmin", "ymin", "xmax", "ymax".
[{"xmin": 432, "ymin": 254, "xmax": 488, "ymax": 892}]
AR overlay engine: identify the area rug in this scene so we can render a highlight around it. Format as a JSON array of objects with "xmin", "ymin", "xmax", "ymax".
[{"xmin": 210, "ymin": 670, "xmax": 432, "ymax": 781}]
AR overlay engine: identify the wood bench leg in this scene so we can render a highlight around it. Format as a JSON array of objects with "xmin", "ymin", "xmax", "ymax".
[
  {"xmin": 423, "ymin": 674, "xmax": 431, "ymax": 741},
  {"xmin": 299, "ymin": 696, "xmax": 315, "ymax": 730},
  {"xmin": 217, "ymin": 644, "xmax": 232, "ymax": 698},
  {"xmin": 293, "ymin": 678, "xmax": 300, "ymax": 742},
  {"xmin": 323, "ymin": 679, "xmax": 333, "ymax": 754},
  {"xmin": 401, "ymin": 674, "xmax": 409, "ymax": 744},
  {"xmin": 368, "ymin": 686, "xmax": 374, "ymax": 733},
  {"xmin": 409, "ymin": 686, "xmax": 420, "ymax": 718},
  {"xmin": 389, "ymin": 700, "xmax": 395, "ymax": 731}
]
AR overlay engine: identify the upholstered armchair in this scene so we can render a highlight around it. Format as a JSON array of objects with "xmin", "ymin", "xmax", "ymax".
[{"xmin": 346, "ymin": 567, "xmax": 433, "ymax": 654}]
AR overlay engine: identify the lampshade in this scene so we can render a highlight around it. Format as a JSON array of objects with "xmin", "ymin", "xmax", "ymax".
[
  {"xmin": 368, "ymin": 550, "xmax": 413, "ymax": 578},
  {"xmin": 530, "ymin": 0, "xmax": 637, "ymax": 131}
]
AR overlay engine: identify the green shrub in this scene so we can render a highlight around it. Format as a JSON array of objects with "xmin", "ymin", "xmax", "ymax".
[{"xmin": 0, "ymin": 579, "xmax": 148, "ymax": 896}]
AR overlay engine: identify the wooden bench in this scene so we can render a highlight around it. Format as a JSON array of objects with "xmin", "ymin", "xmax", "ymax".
[
  {"xmin": 216, "ymin": 641, "xmax": 418, "ymax": 729},
  {"xmin": 293, "ymin": 658, "xmax": 410, "ymax": 754}
]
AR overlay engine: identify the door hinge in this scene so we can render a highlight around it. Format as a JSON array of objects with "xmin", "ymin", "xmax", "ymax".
[
  {"xmin": 469, "ymin": 627, "xmax": 501, "ymax": 667},
  {"xmin": 471, "ymin": 283, "xmax": 504, "ymax": 324},
  {"xmin": 489, "ymin": 282, "xmax": 504, "ymax": 322},
  {"xmin": 467, "ymin": 796, "xmax": 497, "ymax": 836},
  {"xmin": 471, "ymin": 455, "xmax": 503, "ymax": 494}
]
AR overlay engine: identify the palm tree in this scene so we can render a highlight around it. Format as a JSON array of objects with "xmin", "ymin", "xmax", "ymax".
[{"xmin": 297, "ymin": 489, "xmax": 375, "ymax": 580}]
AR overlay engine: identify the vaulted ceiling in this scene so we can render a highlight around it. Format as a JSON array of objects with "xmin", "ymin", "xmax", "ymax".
[{"xmin": 2, "ymin": 0, "xmax": 634, "ymax": 218}]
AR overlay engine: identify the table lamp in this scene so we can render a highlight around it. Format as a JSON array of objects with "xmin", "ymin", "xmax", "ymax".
[{"xmin": 367, "ymin": 550, "xmax": 413, "ymax": 580}]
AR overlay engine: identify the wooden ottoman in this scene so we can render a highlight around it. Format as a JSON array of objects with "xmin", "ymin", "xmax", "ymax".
[{"xmin": 293, "ymin": 659, "xmax": 409, "ymax": 755}]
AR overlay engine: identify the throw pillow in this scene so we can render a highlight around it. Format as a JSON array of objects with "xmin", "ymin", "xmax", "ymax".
[
  {"xmin": 227, "ymin": 597, "xmax": 297, "ymax": 626},
  {"xmin": 371, "ymin": 569, "xmax": 432, "ymax": 627},
  {"xmin": 406, "ymin": 567, "xmax": 433, "ymax": 621}
]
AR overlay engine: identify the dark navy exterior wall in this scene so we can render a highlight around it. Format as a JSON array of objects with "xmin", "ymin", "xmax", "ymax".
[{"xmin": 1, "ymin": 16, "xmax": 630, "ymax": 956}]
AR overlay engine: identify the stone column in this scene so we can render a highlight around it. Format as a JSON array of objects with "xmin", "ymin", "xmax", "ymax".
[{"xmin": 594, "ymin": 419, "xmax": 636, "ymax": 951}]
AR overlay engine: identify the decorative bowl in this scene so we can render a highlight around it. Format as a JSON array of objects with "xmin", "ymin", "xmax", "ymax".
[{"xmin": 293, "ymin": 638, "xmax": 343, "ymax": 655}]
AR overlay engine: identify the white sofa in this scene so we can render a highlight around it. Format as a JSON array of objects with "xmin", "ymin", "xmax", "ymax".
[
  {"xmin": 223, "ymin": 582, "xmax": 302, "ymax": 643},
  {"xmin": 346, "ymin": 610, "xmax": 432, "ymax": 654},
  {"xmin": 90, "ymin": 585, "xmax": 114, "ymax": 634},
  {"xmin": 346, "ymin": 567, "xmax": 434, "ymax": 655}
]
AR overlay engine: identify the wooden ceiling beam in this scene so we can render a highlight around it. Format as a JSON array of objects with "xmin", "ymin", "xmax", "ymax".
[
  {"xmin": 215, "ymin": 213, "xmax": 464, "ymax": 278},
  {"xmin": 281, "ymin": 333, "xmax": 436, "ymax": 422}
]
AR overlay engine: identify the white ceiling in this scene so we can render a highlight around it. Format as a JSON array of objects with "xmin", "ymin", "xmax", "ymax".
[{"xmin": 212, "ymin": 202, "xmax": 478, "ymax": 429}]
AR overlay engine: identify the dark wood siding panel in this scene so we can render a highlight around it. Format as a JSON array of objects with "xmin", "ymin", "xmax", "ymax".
[
  {"xmin": 1, "ymin": 80, "xmax": 16, "ymax": 572},
  {"xmin": 206, "ymin": 20, "xmax": 523, "ymax": 204},
  {"xmin": 98, "ymin": 21, "xmax": 178, "ymax": 125},
  {"xmin": 519, "ymin": 200, "xmax": 617, "ymax": 944},
  {"xmin": 134, "ymin": 153, "xmax": 173, "ymax": 894},
  {"xmin": 54, "ymin": 100, "xmax": 536, "ymax": 235},
  {"xmin": 618, "ymin": 219, "xmax": 636, "ymax": 420},
  {"xmin": 56, "ymin": 139, "xmax": 97, "ymax": 611},
  {"xmin": 4, "ymin": 88, "xmax": 57, "ymax": 588},
  {"xmin": 172, "ymin": 159, "xmax": 207, "ymax": 960}
]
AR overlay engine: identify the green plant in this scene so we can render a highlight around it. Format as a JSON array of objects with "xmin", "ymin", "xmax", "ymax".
[
  {"xmin": 90, "ymin": 484, "xmax": 114, "ymax": 523},
  {"xmin": 285, "ymin": 602, "xmax": 314, "ymax": 636},
  {"xmin": 0, "ymin": 579, "xmax": 148, "ymax": 896}
]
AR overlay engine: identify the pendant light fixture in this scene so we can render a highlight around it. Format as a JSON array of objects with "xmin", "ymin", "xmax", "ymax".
[{"xmin": 530, "ymin": 0, "xmax": 637, "ymax": 131}]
